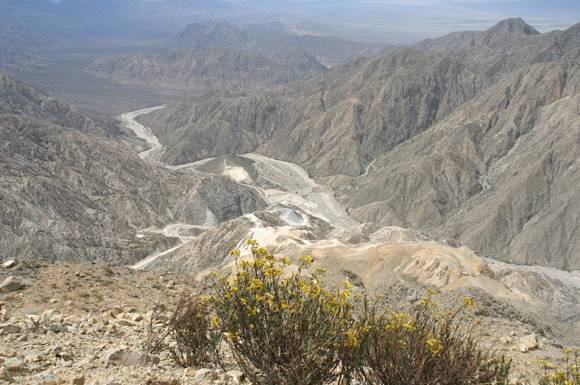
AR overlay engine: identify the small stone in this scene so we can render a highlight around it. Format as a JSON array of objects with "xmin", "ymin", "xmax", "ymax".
[
  {"xmin": 104, "ymin": 348, "xmax": 158, "ymax": 367},
  {"xmin": 71, "ymin": 376, "xmax": 85, "ymax": 385},
  {"xmin": 116, "ymin": 318, "xmax": 138, "ymax": 327},
  {"xmin": 4, "ymin": 356, "xmax": 25, "ymax": 372},
  {"xmin": 0, "ymin": 276, "xmax": 24, "ymax": 292},
  {"xmin": 36, "ymin": 371, "xmax": 61, "ymax": 385},
  {"xmin": 226, "ymin": 369, "xmax": 244, "ymax": 384},
  {"xmin": 0, "ymin": 323, "xmax": 22, "ymax": 334},
  {"xmin": 0, "ymin": 367, "xmax": 11, "ymax": 381},
  {"xmin": 2, "ymin": 260, "xmax": 17, "ymax": 269},
  {"xmin": 194, "ymin": 368, "xmax": 215, "ymax": 381},
  {"xmin": 499, "ymin": 336, "xmax": 512, "ymax": 344},
  {"xmin": 519, "ymin": 334, "xmax": 539, "ymax": 352},
  {"xmin": 54, "ymin": 346, "xmax": 73, "ymax": 361}
]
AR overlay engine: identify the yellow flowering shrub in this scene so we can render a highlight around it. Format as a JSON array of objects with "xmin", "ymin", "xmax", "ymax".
[
  {"xmin": 163, "ymin": 245, "xmax": 515, "ymax": 385},
  {"xmin": 166, "ymin": 294, "xmax": 222, "ymax": 368},
  {"xmin": 211, "ymin": 242, "xmax": 355, "ymax": 385},
  {"xmin": 539, "ymin": 349, "xmax": 579, "ymax": 385},
  {"xmin": 352, "ymin": 293, "xmax": 511, "ymax": 385}
]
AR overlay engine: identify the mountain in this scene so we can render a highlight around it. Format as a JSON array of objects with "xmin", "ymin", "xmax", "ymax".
[
  {"xmin": 347, "ymin": 60, "xmax": 580, "ymax": 269},
  {"xmin": 89, "ymin": 47, "xmax": 326, "ymax": 93},
  {"xmin": 139, "ymin": 19, "xmax": 580, "ymax": 270},
  {"xmin": 0, "ymin": 70, "xmax": 265, "ymax": 263},
  {"xmin": 87, "ymin": 20, "xmax": 383, "ymax": 93},
  {"xmin": 0, "ymin": 23, "xmax": 51, "ymax": 72},
  {"xmin": 0, "ymin": 71, "xmax": 120, "ymax": 137},
  {"xmin": 414, "ymin": 18, "xmax": 580, "ymax": 79},
  {"xmin": 177, "ymin": 20, "xmax": 384, "ymax": 67},
  {"xmin": 139, "ymin": 48, "xmax": 483, "ymax": 176}
]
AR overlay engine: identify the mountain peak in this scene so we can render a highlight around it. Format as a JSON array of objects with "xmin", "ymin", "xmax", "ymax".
[{"xmin": 485, "ymin": 18, "xmax": 540, "ymax": 43}]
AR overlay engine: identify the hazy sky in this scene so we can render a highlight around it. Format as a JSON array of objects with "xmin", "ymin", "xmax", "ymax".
[
  {"xmin": 236, "ymin": 0, "xmax": 579, "ymax": 43},
  {"xmin": 43, "ymin": 0, "xmax": 580, "ymax": 43}
]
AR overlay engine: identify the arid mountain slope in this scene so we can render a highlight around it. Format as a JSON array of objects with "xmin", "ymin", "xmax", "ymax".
[
  {"xmin": 177, "ymin": 20, "xmax": 383, "ymax": 67},
  {"xmin": 0, "ymin": 23, "xmax": 50, "ymax": 72},
  {"xmin": 90, "ymin": 46, "xmax": 325, "ymax": 93},
  {"xmin": 88, "ymin": 20, "xmax": 328, "ymax": 92},
  {"xmin": 0, "ymin": 71, "xmax": 265, "ymax": 263},
  {"xmin": 140, "ymin": 49, "xmax": 483, "ymax": 176},
  {"xmin": 414, "ymin": 18, "xmax": 580, "ymax": 79},
  {"xmin": 0, "ymin": 70, "xmax": 121, "ymax": 137},
  {"xmin": 139, "ymin": 19, "xmax": 580, "ymax": 269},
  {"xmin": 348, "ymin": 60, "xmax": 580, "ymax": 269}
]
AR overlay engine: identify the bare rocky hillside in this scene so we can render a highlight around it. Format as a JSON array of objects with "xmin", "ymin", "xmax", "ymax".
[{"xmin": 138, "ymin": 19, "xmax": 580, "ymax": 270}]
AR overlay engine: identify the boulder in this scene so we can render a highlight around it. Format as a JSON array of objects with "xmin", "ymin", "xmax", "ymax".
[
  {"xmin": 1, "ymin": 276, "xmax": 24, "ymax": 292},
  {"xmin": 519, "ymin": 334, "xmax": 539, "ymax": 352},
  {"xmin": 194, "ymin": 368, "xmax": 217, "ymax": 382}
]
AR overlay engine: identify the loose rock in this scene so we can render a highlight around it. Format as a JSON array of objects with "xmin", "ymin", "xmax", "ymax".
[
  {"xmin": 1, "ymin": 276, "xmax": 24, "ymax": 292},
  {"xmin": 519, "ymin": 334, "xmax": 539, "ymax": 353},
  {"xmin": 2, "ymin": 260, "xmax": 17, "ymax": 269},
  {"xmin": 104, "ymin": 348, "xmax": 159, "ymax": 367}
]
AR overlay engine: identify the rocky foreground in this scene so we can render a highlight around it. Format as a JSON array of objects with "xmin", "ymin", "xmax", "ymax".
[{"xmin": 0, "ymin": 259, "xmax": 576, "ymax": 385}]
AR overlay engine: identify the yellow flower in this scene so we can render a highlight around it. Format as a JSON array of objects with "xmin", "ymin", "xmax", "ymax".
[
  {"xmin": 253, "ymin": 247, "xmax": 270, "ymax": 257},
  {"xmin": 229, "ymin": 248, "xmax": 241, "ymax": 256},
  {"xmin": 463, "ymin": 296, "xmax": 476, "ymax": 308},
  {"xmin": 250, "ymin": 278, "xmax": 265, "ymax": 290},
  {"xmin": 209, "ymin": 314, "xmax": 221, "ymax": 328},
  {"xmin": 343, "ymin": 279, "xmax": 353, "ymax": 291},
  {"xmin": 427, "ymin": 288, "xmax": 440, "ymax": 296},
  {"xmin": 280, "ymin": 256, "xmax": 291, "ymax": 265},
  {"xmin": 426, "ymin": 337, "xmax": 444, "ymax": 355},
  {"xmin": 246, "ymin": 239, "xmax": 258, "ymax": 246},
  {"xmin": 264, "ymin": 267, "xmax": 283, "ymax": 277},
  {"xmin": 239, "ymin": 260, "xmax": 253, "ymax": 268},
  {"xmin": 345, "ymin": 329, "xmax": 359, "ymax": 348},
  {"xmin": 299, "ymin": 255, "xmax": 314, "ymax": 265},
  {"xmin": 420, "ymin": 297, "xmax": 432, "ymax": 306}
]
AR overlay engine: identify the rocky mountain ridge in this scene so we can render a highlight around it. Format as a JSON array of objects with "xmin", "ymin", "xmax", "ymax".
[
  {"xmin": 89, "ymin": 46, "xmax": 326, "ymax": 93},
  {"xmin": 139, "ymin": 19, "xmax": 580, "ymax": 270},
  {"xmin": 0, "ymin": 70, "xmax": 265, "ymax": 264},
  {"xmin": 87, "ymin": 20, "xmax": 385, "ymax": 93}
]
